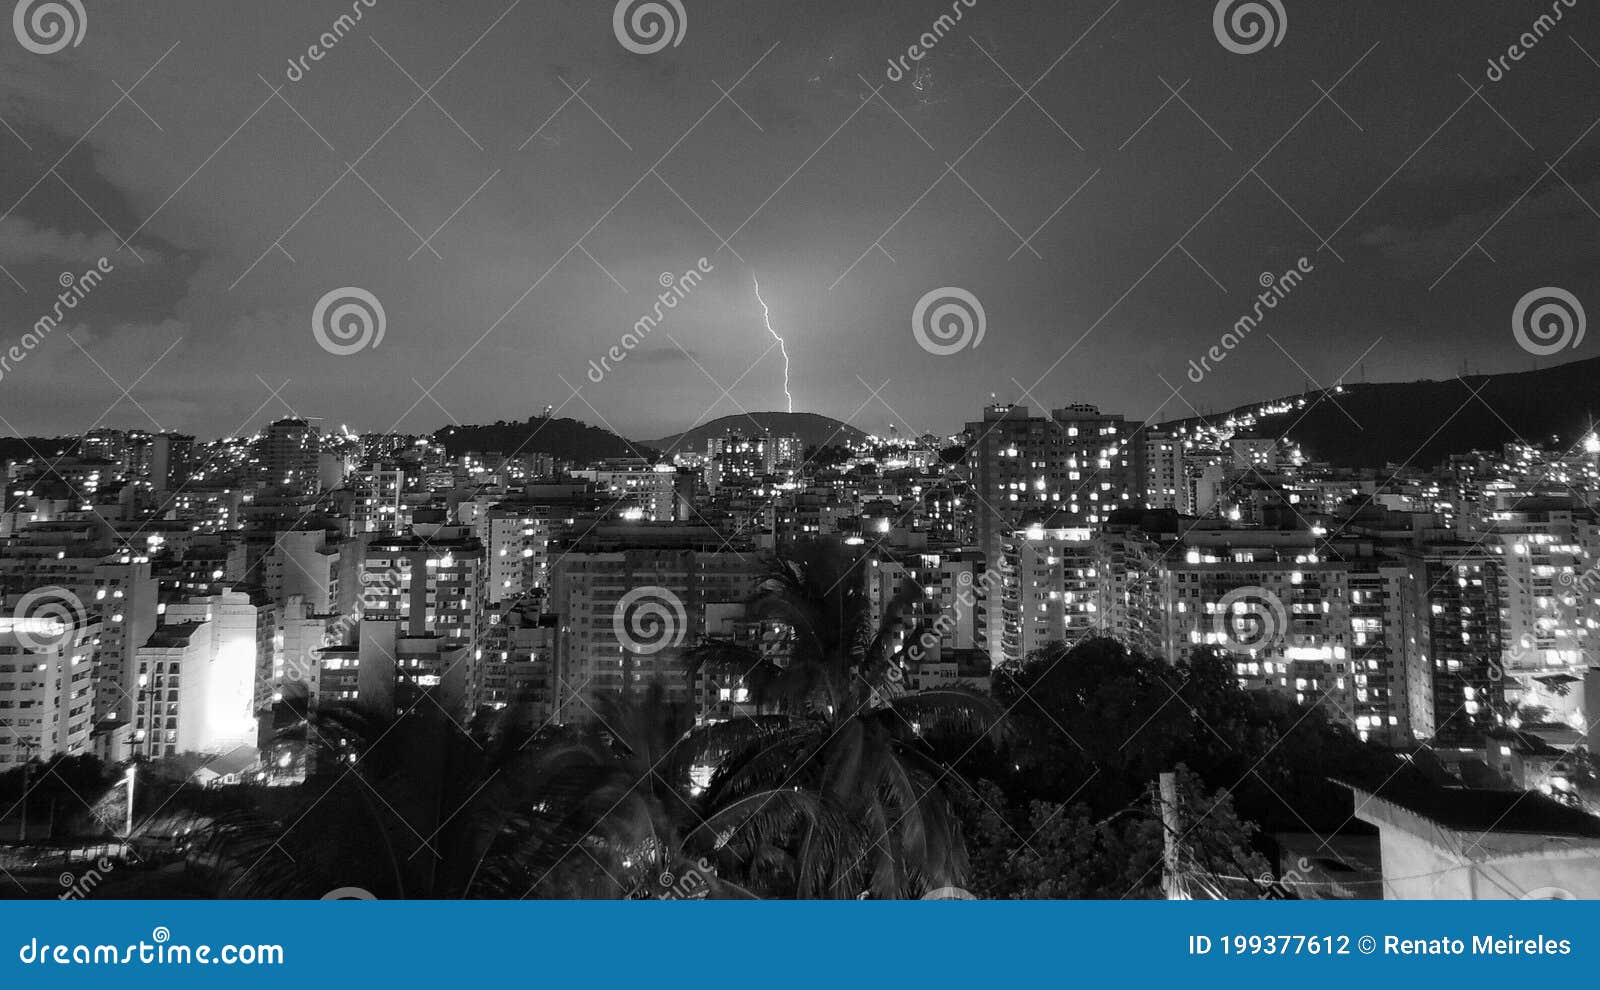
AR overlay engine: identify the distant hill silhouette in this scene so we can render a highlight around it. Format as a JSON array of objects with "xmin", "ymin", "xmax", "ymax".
[
  {"xmin": 1164, "ymin": 355, "xmax": 1600, "ymax": 469},
  {"xmin": 0, "ymin": 437, "xmax": 77, "ymax": 465},
  {"xmin": 10, "ymin": 356, "xmax": 1597, "ymax": 476},
  {"xmin": 434, "ymin": 417, "xmax": 650, "ymax": 462},
  {"xmin": 646, "ymin": 412, "xmax": 868, "ymax": 456}
]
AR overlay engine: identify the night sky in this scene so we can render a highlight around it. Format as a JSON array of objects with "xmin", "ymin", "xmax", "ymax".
[{"xmin": 0, "ymin": 0, "xmax": 1596, "ymax": 441}]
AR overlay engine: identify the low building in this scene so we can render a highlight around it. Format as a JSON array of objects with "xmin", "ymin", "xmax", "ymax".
[{"xmin": 1344, "ymin": 780, "xmax": 1600, "ymax": 899}]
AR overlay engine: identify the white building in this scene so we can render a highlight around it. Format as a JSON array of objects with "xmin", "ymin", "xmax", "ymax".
[
  {"xmin": 1346, "ymin": 782, "xmax": 1600, "ymax": 899},
  {"xmin": 0, "ymin": 615, "xmax": 100, "ymax": 765},
  {"xmin": 136, "ymin": 590, "xmax": 260, "ymax": 757}
]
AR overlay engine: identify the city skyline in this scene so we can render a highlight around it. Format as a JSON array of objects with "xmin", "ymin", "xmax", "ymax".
[
  {"xmin": 5, "ymin": 379, "xmax": 1600, "ymax": 900},
  {"xmin": 10, "ymin": 343, "xmax": 1595, "ymax": 457}
]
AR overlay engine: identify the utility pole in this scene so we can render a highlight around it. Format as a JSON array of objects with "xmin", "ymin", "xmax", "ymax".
[
  {"xmin": 123, "ymin": 765, "xmax": 137, "ymax": 839},
  {"xmin": 1159, "ymin": 771, "xmax": 1184, "ymax": 900},
  {"xmin": 17, "ymin": 739, "xmax": 39, "ymax": 842},
  {"xmin": 17, "ymin": 761, "xmax": 28, "ymax": 842}
]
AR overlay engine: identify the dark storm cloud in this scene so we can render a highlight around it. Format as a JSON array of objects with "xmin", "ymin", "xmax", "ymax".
[
  {"xmin": 631, "ymin": 346, "xmax": 697, "ymax": 365},
  {"xmin": 0, "ymin": 0, "xmax": 1596, "ymax": 440}
]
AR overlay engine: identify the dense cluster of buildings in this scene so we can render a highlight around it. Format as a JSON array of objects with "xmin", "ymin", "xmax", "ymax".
[{"xmin": 1, "ymin": 401, "xmax": 1596, "ymax": 809}]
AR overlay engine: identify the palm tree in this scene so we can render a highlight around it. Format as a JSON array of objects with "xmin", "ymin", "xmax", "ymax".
[
  {"xmin": 172, "ymin": 701, "xmax": 560, "ymax": 898},
  {"xmin": 471, "ymin": 683, "xmax": 834, "ymax": 899},
  {"xmin": 177, "ymin": 687, "xmax": 835, "ymax": 900},
  {"xmin": 682, "ymin": 541, "xmax": 1004, "ymax": 898}
]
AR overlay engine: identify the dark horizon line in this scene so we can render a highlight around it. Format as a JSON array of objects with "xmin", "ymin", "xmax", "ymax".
[{"xmin": 8, "ymin": 350, "xmax": 1597, "ymax": 448}]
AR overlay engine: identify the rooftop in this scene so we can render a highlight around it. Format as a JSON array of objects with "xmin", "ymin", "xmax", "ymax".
[{"xmin": 1342, "ymin": 780, "xmax": 1600, "ymax": 839}]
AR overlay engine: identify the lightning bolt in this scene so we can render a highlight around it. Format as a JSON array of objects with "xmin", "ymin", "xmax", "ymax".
[{"xmin": 752, "ymin": 272, "xmax": 793, "ymax": 414}]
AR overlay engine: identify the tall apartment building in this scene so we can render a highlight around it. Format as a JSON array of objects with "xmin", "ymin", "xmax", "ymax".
[
  {"xmin": 1230, "ymin": 434, "xmax": 1279, "ymax": 471},
  {"xmin": 1465, "ymin": 501, "xmax": 1600, "ymax": 734},
  {"xmin": 271, "ymin": 595, "xmax": 330, "ymax": 704},
  {"xmin": 1183, "ymin": 448, "xmax": 1228, "ymax": 516},
  {"xmin": 1395, "ymin": 546, "xmax": 1505, "ymax": 745},
  {"xmin": 1095, "ymin": 523, "xmax": 1168, "ymax": 658},
  {"xmin": 865, "ymin": 548, "xmax": 985, "ymax": 668},
  {"xmin": 1142, "ymin": 428, "xmax": 1184, "ymax": 511},
  {"xmin": 348, "ymin": 524, "xmax": 486, "ymax": 718},
  {"xmin": 493, "ymin": 487, "xmax": 608, "ymax": 593},
  {"xmin": 1000, "ymin": 521, "xmax": 1101, "ymax": 664},
  {"xmin": 123, "ymin": 430, "xmax": 155, "ymax": 485},
  {"xmin": 991, "ymin": 518, "xmax": 1170, "ymax": 666},
  {"xmin": 704, "ymin": 431, "xmax": 803, "ymax": 484},
  {"xmin": 349, "ymin": 461, "xmax": 407, "ymax": 534},
  {"xmin": 1347, "ymin": 560, "xmax": 1409, "ymax": 744},
  {"xmin": 476, "ymin": 505, "xmax": 543, "ymax": 605},
  {"xmin": 547, "ymin": 524, "xmax": 762, "ymax": 721},
  {"xmin": 80, "ymin": 429, "xmax": 131, "ymax": 472},
  {"xmin": 166, "ymin": 486, "xmax": 248, "ymax": 533},
  {"xmin": 0, "ymin": 614, "xmax": 100, "ymax": 765},
  {"xmin": 87, "ymin": 554, "xmax": 161, "ymax": 734},
  {"xmin": 263, "ymin": 529, "xmax": 338, "ymax": 613},
  {"xmin": 479, "ymin": 598, "xmax": 560, "ymax": 726},
  {"xmin": 693, "ymin": 601, "xmax": 797, "ymax": 725},
  {"xmin": 590, "ymin": 464, "xmax": 694, "ymax": 521},
  {"xmin": 149, "ymin": 432, "xmax": 195, "ymax": 492},
  {"xmin": 962, "ymin": 403, "xmax": 1146, "ymax": 665},
  {"xmin": 0, "ymin": 546, "xmax": 158, "ymax": 736},
  {"xmin": 255, "ymin": 418, "xmax": 322, "ymax": 494},
  {"xmin": 1151, "ymin": 531, "xmax": 1399, "ymax": 739}
]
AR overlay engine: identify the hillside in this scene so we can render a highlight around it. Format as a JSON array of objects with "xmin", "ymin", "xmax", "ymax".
[
  {"xmin": 1164, "ymin": 356, "xmax": 1600, "ymax": 469},
  {"xmin": 647, "ymin": 412, "xmax": 868, "ymax": 456},
  {"xmin": 0, "ymin": 438, "xmax": 77, "ymax": 464},
  {"xmin": 434, "ymin": 417, "xmax": 650, "ymax": 462}
]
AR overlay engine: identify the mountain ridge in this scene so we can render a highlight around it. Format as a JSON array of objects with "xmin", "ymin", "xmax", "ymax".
[
  {"xmin": 1160, "ymin": 355, "xmax": 1600, "ymax": 469},
  {"xmin": 645, "ymin": 412, "xmax": 869, "ymax": 456}
]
